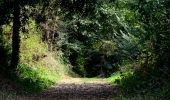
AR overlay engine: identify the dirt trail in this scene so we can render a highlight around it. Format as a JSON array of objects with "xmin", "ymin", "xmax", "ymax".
[
  {"xmin": 57, "ymin": 77, "xmax": 109, "ymax": 84},
  {"xmin": 0, "ymin": 76, "xmax": 118, "ymax": 100},
  {"xmin": 35, "ymin": 77, "xmax": 118, "ymax": 100}
]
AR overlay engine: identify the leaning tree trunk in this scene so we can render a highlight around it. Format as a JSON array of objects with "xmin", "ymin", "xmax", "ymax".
[{"xmin": 10, "ymin": 0, "xmax": 21, "ymax": 72}]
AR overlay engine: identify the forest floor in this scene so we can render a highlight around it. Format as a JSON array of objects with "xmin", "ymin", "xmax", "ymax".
[{"xmin": 0, "ymin": 76, "xmax": 118, "ymax": 100}]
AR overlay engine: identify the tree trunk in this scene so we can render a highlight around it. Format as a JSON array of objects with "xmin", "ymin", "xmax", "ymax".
[{"xmin": 10, "ymin": 0, "xmax": 20, "ymax": 72}]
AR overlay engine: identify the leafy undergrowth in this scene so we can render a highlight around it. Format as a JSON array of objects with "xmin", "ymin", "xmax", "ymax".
[
  {"xmin": 80, "ymin": 77, "xmax": 105, "ymax": 81},
  {"xmin": 1, "ymin": 20, "xmax": 68, "ymax": 93},
  {"xmin": 18, "ymin": 23, "xmax": 68, "ymax": 92},
  {"xmin": 110, "ymin": 68, "xmax": 170, "ymax": 100},
  {"xmin": 107, "ymin": 72, "xmax": 122, "ymax": 84}
]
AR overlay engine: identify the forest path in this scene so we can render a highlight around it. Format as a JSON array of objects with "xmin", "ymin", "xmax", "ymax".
[
  {"xmin": 57, "ymin": 76, "xmax": 109, "ymax": 84},
  {"xmin": 0, "ymin": 75, "xmax": 118, "ymax": 100},
  {"xmin": 35, "ymin": 77, "xmax": 118, "ymax": 100}
]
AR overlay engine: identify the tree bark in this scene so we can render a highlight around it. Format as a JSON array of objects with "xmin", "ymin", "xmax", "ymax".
[{"xmin": 10, "ymin": 0, "xmax": 20, "ymax": 72}]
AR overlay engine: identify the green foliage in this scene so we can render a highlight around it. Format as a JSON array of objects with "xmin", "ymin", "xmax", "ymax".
[
  {"xmin": 16, "ymin": 19, "xmax": 66, "ymax": 92},
  {"xmin": 17, "ymin": 64, "xmax": 57, "ymax": 92},
  {"xmin": 0, "ymin": 0, "xmax": 169, "ymax": 98},
  {"xmin": 74, "ymin": 54, "xmax": 86, "ymax": 76},
  {"xmin": 107, "ymin": 72, "xmax": 122, "ymax": 83},
  {"xmin": 59, "ymin": 1, "xmax": 127, "ymax": 77},
  {"xmin": 0, "ymin": 19, "xmax": 67, "ymax": 92},
  {"xmin": 115, "ymin": 68, "xmax": 170, "ymax": 99},
  {"xmin": 110, "ymin": 0, "xmax": 170, "ymax": 99}
]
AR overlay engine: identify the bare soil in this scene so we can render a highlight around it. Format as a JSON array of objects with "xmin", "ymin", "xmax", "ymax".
[{"xmin": 1, "ymin": 76, "xmax": 118, "ymax": 100}]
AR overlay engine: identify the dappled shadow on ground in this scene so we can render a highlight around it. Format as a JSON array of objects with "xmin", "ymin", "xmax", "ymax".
[
  {"xmin": 0, "ymin": 76, "xmax": 118, "ymax": 100},
  {"xmin": 37, "ymin": 83, "xmax": 118, "ymax": 100}
]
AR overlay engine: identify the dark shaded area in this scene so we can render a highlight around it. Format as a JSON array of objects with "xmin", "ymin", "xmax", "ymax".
[
  {"xmin": 0, "ymin": 29, "xmax": 11, "ymax": 74},
  {"xmin": 116, "ymin": 66, "xmax": 170, "ymax": 99},
  {"xmin": 85, "ymin": 52, "xmax": 119, "ymax": 78},
  {"xmin": 10, "ymin": 0, "xmax": 21, "ymax": 72}
]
